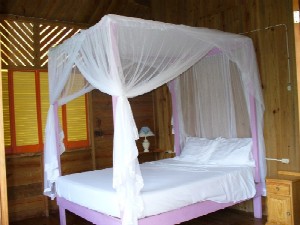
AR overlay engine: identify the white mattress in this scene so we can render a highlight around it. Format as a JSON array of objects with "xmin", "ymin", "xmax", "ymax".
[{"xmin": 56, "ymin": 158, "xmax": 255, "ymax": 219}]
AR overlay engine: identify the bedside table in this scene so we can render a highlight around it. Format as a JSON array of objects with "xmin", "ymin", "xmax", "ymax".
[
  {"xmin": 138, "ymin": 151, "xmax": 156, "ymax": 163},
  {"xmin": 138, "ymin": 150, "xmax": 176, "ymax": 163},
  {"xmin": 266, "ymin": 176, "xmax": 300, "ymax": 225}
]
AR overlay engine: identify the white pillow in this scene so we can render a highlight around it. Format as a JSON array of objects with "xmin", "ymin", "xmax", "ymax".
[
  {"xmin": 179, "ymin": 137, "xmax": 218, "ymax": 163},
  {"xmin": 208, "ymin": 137, "xmax": 255, "ymax": 167}
]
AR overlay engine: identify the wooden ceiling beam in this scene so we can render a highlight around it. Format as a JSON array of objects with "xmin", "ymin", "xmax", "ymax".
[
  {"xmin": 88, "ymin": 0, "xmax": 111, "ymax": 25},
  {"xmin": 0, "ymin": 0, "xmax": 152, "ymax": 26},
  {"xmin": 0, "ymin": 14, "xmax": 89, "ymax": 29}
]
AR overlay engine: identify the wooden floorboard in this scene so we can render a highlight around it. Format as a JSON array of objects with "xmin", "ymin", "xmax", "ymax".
[{"xmin": 10, "ymin": 208, "xmax": 267, "ymax": 225}]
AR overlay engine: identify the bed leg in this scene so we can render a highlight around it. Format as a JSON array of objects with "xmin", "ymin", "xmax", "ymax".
[
  {"xmin": 59, "ymin": 206, "xmax": 67, "ymax": 225},
  {"xmin": 253, "ymin": 196, "xmax": 262, "ymax": 218}
]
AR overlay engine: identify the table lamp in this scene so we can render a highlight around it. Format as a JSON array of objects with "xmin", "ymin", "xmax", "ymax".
[{"xmin": 139, "ymin": 126, "xmax": 154, "ymax": 152}]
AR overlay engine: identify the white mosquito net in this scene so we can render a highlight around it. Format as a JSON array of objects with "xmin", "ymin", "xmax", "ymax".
[
  {"xmin": 43, "ymin": 14, "xmax": 265, "ymax": 225},
  {"xmin": 173, "ymin": 50, "xmax": 265, "ymax": 182}
]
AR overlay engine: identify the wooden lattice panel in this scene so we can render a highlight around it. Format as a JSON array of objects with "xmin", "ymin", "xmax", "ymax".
[
  {"xmin": 0, "ymin": 19, "xmax": 81, "ymax": 69},
  {"xmin": 0, "ymin": 20, "xmax": 34, "ymax": 68},
  {"xmin": 39, "ymin": 24, "xmax": 81, "ymax": 67}
]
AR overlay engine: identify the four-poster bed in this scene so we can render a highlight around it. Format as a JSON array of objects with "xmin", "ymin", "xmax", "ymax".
[{"xmin": 43, "ymin": 14, "xmax": 266, "ymax": 225}]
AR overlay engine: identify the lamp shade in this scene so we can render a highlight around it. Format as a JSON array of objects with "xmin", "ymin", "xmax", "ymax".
[{"xmin": 139, "ymin": 126, "xmax": 154, "ymax": 137}]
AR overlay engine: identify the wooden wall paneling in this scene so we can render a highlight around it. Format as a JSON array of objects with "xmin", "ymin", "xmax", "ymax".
[
  {"xmin": 88, "ymin": 92, "xmax": 96, "ymax": 170},
  {"xmin": 6, "ymin": 155, "xmax": 42, "ymax": 187},
  {"xmin": 88, "ymin": 0, "xmax": 110, "ymax": 25},
  {"xmin": 41, "ymin": 154, "xmax": 49, "ymax": 217},
  {"xmin": 122, "ymin": 2, "xmax": 151, "ymax": 20},
  {"xmin": 6, "ymin": 154, "xmax": 44, "ymax": 221},
  {"xmin": 150, "ymin": 0, "xmax": 166, "ymax": 22},
  {"xmin": 33, "ymin": 23, "xmax": 40, "ymax": 69},
  {"xmin": 61, "ymin": 150, "xmax": 93, "ymax": 175},
  {"xmin": 185, "ymin": 0, "xmax": 197, "ymax": 26},
  {"xmin": 294, "ymin": 0, "xmax": 300, "ymax": 171},
  {"xmin": 95, "ymin": 137, "xmax": 114, "ymax": 169},
  {"xmin": 130, "ymin": 93, "xmax": 155, "ymax": 128},
  {"xmin": 255, "ymin": 0, "xmax": 298, "ymax": 176},
  {"xmin": 8, "ymin": 195, "xmax": 45, "ymax": 221},
  {"xmin": 222, "ymin": 4, "xmax": 248, "ymax": 33},
  {"xmin": 244, "ymin": 0, "xmax": 259, "ymax": 32},
  {"xmin": 165, "ymin": 0, "xmax": 179, "ymax": 24},
  {"xmin": 92, "ymin": 90, "xmax": 113, "ymax": 169},
  {"xmin": 92, "ymin": 88, "xmax": 156, "ymax": 168},
  {"xmin": 92, "ymin": 90, "xmax": 114, "ymax": 136},
  {"xmin": 199, "ymin": 16, "xmax": 223, "ymax": 30},
  {"xmin": 106, "ymin": 0, "xmax": 125, "ymax": 15},
  {"xmin": 0, "ymin": 40, "xmax": 9, "ymax": 225},
  {"xmin": 287, "ymin": 0, "xmax": 300, "ymax": 173},
  {"xmin": 3, "ymin": 149, "xmax": 94, "ymax": 218},
  {"xmin": 153, "ymin": 85, "xmax": 173, "ymax": 151},
  {"xmin": 257, "ymin": 0, "xmax": 293, "ymax": 179},
  {"xmin": 8, "ymin": 187, "xmax": 45, "ymax": 221},
  {"xmin": 194, "ymin": 0, "xmax": 234, "ymax": 30},
  {"xmin": 277, "ymin": 26, "xmax": 297, "ymax": 173},
  {"xmin": 130, "ymin": 92, "xmax": 156, "ymax": 152},
  {"xmin": 260, "ymin": 28, "xmax": 285, "ymax": 176},
  {"xmin": 189, "ymin": 0, "xmax": 200, "ymax": 27},
  {"xmin": 193, "ymin": 0, "xmax": 205, "ymax": 27}
]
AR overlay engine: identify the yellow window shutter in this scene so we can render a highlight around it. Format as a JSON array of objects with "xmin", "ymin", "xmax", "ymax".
[
  {"xmin": 13, "ymin": 71, "xmax": 39, "ymax": 146},
  {"xmin": 66, "ymin": 95, "xmax": 87, "ymax": 142},
  {"xmin": 1, "ymin": 70, "xmax": 11, "ymax": 147},
  {"xmin": 39, "ymin": 72, "xmax": 49, "ymax": 140},
  {"xmin": 39, "ymin": 72, "xmax": 62, "ymax": 141}
]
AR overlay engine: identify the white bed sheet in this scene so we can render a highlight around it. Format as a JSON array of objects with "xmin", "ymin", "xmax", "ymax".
[{"xmin": 56, "ymin": 158, "xmax": 255, "ymax": 219}]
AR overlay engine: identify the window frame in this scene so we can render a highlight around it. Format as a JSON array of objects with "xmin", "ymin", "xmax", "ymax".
[
  {"xmin": 3, "ymin": 69, "xmax": 89, "ymax": 154},
  {"xmin": 6, "ymin": 69, "xmax": 41, "ymax": 154}
]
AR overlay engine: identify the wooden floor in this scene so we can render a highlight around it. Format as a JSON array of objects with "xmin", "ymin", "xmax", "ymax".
[{"xmin": 10, "ymin": 208, "xmax": 267, "ymax": 225}]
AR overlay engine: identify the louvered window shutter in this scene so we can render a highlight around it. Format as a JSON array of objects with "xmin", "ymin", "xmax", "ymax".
[
  {"xmin": 3, "ymin": 70, "xmax": 88, "ymax": 153},
  {"xmin": 1, "ymin": 70, "xmax": 11, "ymax": 148},
  {"xmin": 39, "ymin": 72, "xmax": 62, "ymax": 142},
  {"xmin": 66, "ymin": 95, "xmax": 88, "ymax": 147},
  {"xmin": 13, "ymin": 71, "xmax": 39, "ymax": 148}
]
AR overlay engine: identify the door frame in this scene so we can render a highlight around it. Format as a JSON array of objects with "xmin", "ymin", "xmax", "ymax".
[{"xmin": 0, "ymin": 40, "xmax": 9, "ymax": 225}]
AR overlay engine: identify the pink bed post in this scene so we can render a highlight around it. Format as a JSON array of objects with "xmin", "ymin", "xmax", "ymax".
[
  {"xmin": 169, "ymin": 80, "xmax": 181, "ymax": 156},
  {"xmin": 53, "ymin": 102, "xmax": 67, "ymax": 225},
  {"xmin": 249, "ymin": 93, "xmax": 262, "ymax": 219},
  {"xmin": 53, "ymin": 102, "xmax": 62, "ymax": 175}
]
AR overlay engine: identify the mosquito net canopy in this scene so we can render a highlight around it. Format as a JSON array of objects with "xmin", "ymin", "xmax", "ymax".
[{"xmin": 44, "ymin": 14, "xmax": 265, "ymax": 225}]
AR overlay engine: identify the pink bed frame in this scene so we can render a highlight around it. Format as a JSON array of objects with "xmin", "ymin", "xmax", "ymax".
[
  {"xmin": 57, "ymin": 183, "xmax": 262, "ymax": 225},
  {"xmin": 56, "ymin": 81, "xmax": 263, "ymax": 224}
]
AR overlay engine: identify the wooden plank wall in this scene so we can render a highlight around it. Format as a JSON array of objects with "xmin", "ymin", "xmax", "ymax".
[
  {"xmin": 91, "ymin": 89, "xmax": 158, "ymax": 169},
  {"xmin": 153, "ymin": 85, "xmax": 174, "ymax": 151},
  {"xmin": 6, "ymin": 150, "xmax": 93, "ymax": 221},
  {"xmin": 6, "ymin": 154, "xmax": 44, "ymax": 220},
  {"xmin": 92, "ymin": 90, "xmax": 114, "ymax": 169}
]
